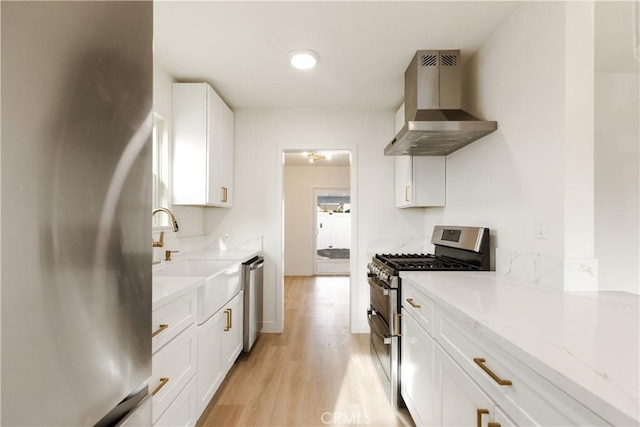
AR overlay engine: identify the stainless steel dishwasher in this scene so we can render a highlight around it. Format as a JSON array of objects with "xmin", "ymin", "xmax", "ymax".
[{"xmin": 242, "ymin": 256, "xmax": 264, "ymax": 352}]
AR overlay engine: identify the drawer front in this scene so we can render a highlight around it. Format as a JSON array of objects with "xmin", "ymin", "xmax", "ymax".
[
  {"xmin": 198, "ymin": 263, "xmax": 241, "ymax": 324},
  {"xmin": 151, "ymin": 323, "xmax": 197, "ymax": 423},
  {"xmin": 152, "ymin": 291, "xmax": 197, "ymax": 353},
  {"xmin": 435, "ymin": 309, "xmax": 610, "ymax": 427},
  {"xmin": 401, "ymin": 309, "xmax": 435, "ymax": 427},
  {"xmin": 402, "ymin": 279, "xmax": 435, "ymax": 337},
  {"xmin": 154, "ymin": 377, "xmax": 198, "ymax": 427}
]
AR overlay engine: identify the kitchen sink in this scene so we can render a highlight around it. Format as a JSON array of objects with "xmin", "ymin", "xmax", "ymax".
[
  {"xmin": 153, "ymin": 260, "xmax": 242, "ymax": 324},
  {"xmin": 153, "ymin": 260, "xmax": 235, "ymax": 278}
]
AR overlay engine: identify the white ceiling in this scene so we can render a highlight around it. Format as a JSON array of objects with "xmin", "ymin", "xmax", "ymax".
[
  {"xmin": 154, "ymin": 1, "xmax": 639, "ymax": 111},
  {"xmin": 153, "ymin": 1, "xmax": 520, "ymax": 110}
]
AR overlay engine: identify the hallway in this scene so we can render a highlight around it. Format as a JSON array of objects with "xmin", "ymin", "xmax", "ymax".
[{"xmin": 199, "ymin": 276, "xmax": 412, "ymax": 426}]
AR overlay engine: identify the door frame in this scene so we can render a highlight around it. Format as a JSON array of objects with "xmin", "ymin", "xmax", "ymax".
[
  {"xmin": 313, "ymin": 187, "xmax": 351, "ymax": 275},
  {"xmin": 277, "ymin": 144, "xmax": 358, "ymax": 333}
]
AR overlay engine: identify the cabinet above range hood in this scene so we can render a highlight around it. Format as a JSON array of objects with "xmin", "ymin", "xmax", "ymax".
[{"xmin": 384, "ymin": 50, "xmax": 497, "ymax": 156}]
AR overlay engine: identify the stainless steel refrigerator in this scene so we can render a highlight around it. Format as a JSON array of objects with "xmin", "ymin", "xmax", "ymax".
[{"xmin": 1, "ymin": 1, "xmax": 153, "ymax": 425}]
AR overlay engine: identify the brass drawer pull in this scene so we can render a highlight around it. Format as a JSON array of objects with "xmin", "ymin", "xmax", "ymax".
[
  {"xmin": 406, "ymin": 298, "xmax": 421, "ymax": 308},
  {"xmin": 151, "ymin": 324, "xmax": 168, "ymax": 338},
  {"xmin": 474, "ymin": 358, "xmax": 513, "ymax": 386},
  {"xmin": 395, "ymin": 313, "xmax": 402, "ymax": 336},
  {"xmin": 488, "ymin": 423, "xmax": 501, "ymax": 427},
  {"xmin": 224, "ymin": 309, "xmax": 231, "ymax": 331},
  {"xmin": 477, "ymin": 408, "xmax": 489, "ymax": 427},
  {"xmin": 152, "ymin": 377, "xmax": 169, "ymax": 396}
]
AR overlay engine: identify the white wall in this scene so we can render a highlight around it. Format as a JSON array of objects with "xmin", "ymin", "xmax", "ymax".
[
  {"xmin": 204, "ymin": 108, "xmax": 426, "ymax": 333},
  {"xmin": 595, "ymin": 72, "xmax": 639, "ymax": 294},
  {"xmin": 425, "ymin": 2, "xmax": 597, "ymax": 289},
  {"xmin": 153, "ymin": 61, "xmax": 204, "ymax": 238},
  {"xmin": 283, "ymin": 165, "xmax": 350, "ymax": 276}
]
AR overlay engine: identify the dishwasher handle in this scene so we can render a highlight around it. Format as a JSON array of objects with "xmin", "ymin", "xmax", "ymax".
[{"xmin": 249, "ymin": 258, "xmax": 264, "ymax": 271}]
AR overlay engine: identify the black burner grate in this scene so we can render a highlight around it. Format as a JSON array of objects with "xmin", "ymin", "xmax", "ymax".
[{"xmin": 375, "ymin": 253, "xmax": 480, "ymax": 272}]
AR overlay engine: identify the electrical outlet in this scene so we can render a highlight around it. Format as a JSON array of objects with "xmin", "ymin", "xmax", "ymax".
[{"xmin": 535, "ymin": 217, "xmax": 548, "ymax": 240}]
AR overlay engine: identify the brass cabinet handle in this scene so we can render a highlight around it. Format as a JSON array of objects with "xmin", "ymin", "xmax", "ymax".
[
  {"xmin": 228, "ymin": 308, "xmax": 233, "ymax": 329},
  {"xmin": 405, "ymin": 185, "xmax": 410, "ymax": 202},
  {"xmin": 152, "ymin": 377, "xmax": 169, "ymax": 396},
  {"xmin": 151, "ymin": 324, "xmax": 168, "ymax": 338},
  {"xmin": 224, "ymin": 309, "xmax": 231, "ymax": 331},
  {"xmin": 474, "ymin": 358, "xmax": 513, "ymax": 386},
  {"xmin": 488, "ymin": 423, "xmax": 501, "ymax": 427},
  {"xmin": 221, "ymin": 187, "xmax": 228, "ymax": 203},
  {"xmin": 406, "ymin": 298, "xmax": 421, "ymax": 308},
  {"xmin": 477, "ymin": 408, "xmax": 489, "ymax": 427},
  {"xmin": 395, "ymin": 313, "xmax": 402, "ymax": 337}
]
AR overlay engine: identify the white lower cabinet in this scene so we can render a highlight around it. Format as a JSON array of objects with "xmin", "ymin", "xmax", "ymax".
[
  {"xmin": 197, "ymin": 290, "xmax": 244, "ymax": 418},
  {"xmin": 197, "ymin": 307, "xmax": 225, "ymax": 416},
  {"xmin": 222, "ymin": 291, "xmax": 244, "ymax": 372},
  {"xmin": 435, "ymin": 343, "xmax": 510, "ymax": 426},
  {"xmin": 401, "ymin": 310, "xmax": 435, "ymax": 426},
  {"xmin": 151, "ymin": 322, "xmax": 197, "ymax": 425},
  {"xmin": 400, "ymin": 278, "xmax": 610, "ymax": 427}
]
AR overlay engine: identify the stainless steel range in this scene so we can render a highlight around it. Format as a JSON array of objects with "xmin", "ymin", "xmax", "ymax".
[{"xmin": 367, "ymin": 225, "xmax": 491, "ymax": 407}]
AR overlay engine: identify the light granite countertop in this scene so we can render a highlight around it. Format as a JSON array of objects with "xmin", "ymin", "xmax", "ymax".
[{"xmin": 400, "ymin": 271, "xmax": 639, "ymax": 426}]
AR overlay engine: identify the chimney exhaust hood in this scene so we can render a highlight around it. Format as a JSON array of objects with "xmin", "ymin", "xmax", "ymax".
[{"xmin": 384, "ymin": 50, "xmax": 497, "ymax": 156}]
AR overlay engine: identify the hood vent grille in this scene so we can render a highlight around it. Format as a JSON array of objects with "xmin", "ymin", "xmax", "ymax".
[
  {"xmin": 384, "ymin": 49, "xmax": 497, "ymax": 156},
  {"xmin": 421, "ymin": 54, "xmax": 437, "ymax": 67},
  {"xmin": 441, "ymin": 54, "xmax": 457, "ymax": 67}
]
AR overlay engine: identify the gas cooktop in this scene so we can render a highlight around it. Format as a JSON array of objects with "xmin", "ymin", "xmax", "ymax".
[{"xmin": 374, "ymin": 253, "xmax": 481, "ymax": 271}]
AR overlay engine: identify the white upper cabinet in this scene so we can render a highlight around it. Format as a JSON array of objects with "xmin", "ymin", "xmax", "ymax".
[
  {"xmin": 393, "ymin": 104, "xmax": 445, "ymax": 208},
  {"xmin": 172, "ymin": 82, "xmax": 233, "ymax": 207}
]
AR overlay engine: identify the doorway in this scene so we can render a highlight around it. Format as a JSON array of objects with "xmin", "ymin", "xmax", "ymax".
[
  {"xmin": 279, "ymin": 147, "xmax": 359, "ymax": 333},
  {"xmin": 314, "ymin": 188, "xmax": 350, "ymax": 275}
]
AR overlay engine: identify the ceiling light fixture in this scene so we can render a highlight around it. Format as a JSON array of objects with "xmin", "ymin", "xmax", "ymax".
[
  {"xmin": 288, "ymin": 49, "xmax": 319, "ymax": 70},
  {"xmin": 303, "ymin": 152, "xmax": 326, "ymax": 163}
]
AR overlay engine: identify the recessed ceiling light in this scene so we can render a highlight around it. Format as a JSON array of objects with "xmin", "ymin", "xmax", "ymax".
[{"xmin": 288, "ymin": 49, "xmax": 319, "ymax": 70}]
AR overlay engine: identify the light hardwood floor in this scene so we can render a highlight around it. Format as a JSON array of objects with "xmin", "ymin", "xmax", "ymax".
[{"xmin": 198, "ymin": 275, "xmax": 413, "ymax": 427}]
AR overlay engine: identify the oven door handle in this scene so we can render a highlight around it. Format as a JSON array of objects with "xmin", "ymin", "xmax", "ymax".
[
  {"xmin": 368, "ymin": 311, "xmax": 392, "ymax": 345},
  {"xmin": 367, "ymin": 277, "xmax": 390, "ymax": 296}
]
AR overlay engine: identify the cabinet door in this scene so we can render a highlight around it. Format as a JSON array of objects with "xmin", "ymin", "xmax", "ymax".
[
  {"xmin": 222, "ymin": 291, "xmax": 244, "ymax": 372},
  {"xmin": 435, "ymin": 344, "xmax": 498, "ymax": 427},
  {"xmin": 172, "ymin": 83, "xmax": 208, "ymax": 205},
  {"xmin": 401, "ymin": 310, "xmax": 435, "ymax": 427},
  {"xmin": 206, "ymin": 85, "xmax": 223, "ymax": 205},
  {"xmin": 395, "ymin": 156, "xmax": 413, "ymax": 207},
  {"xmin": 197, "ymin": 310, "xmax": 224, "ymax": 417},
  {"xmin": 220, "ymin": 101, "xmax": 234, "ymax": 207}
]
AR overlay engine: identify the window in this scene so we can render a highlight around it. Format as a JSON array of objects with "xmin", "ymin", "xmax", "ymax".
[{"xmin": 152, "ymin": 113, "xmax": 170, "ymax": 227}]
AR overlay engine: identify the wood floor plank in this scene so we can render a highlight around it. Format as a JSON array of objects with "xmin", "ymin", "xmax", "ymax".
[{"xmin": 198, "ymin": 276, "xmax": 413, "ymax": 427}]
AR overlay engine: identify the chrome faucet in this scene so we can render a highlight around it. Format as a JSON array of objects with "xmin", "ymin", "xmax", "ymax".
[{"xmin": 152, "ymin": 208, "xmax": 180, "ymax": 248}]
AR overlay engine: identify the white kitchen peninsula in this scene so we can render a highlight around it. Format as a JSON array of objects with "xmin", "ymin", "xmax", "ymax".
[{"xmin": 400, "ymin": 271, "xmax": 639, "ymax": 427}]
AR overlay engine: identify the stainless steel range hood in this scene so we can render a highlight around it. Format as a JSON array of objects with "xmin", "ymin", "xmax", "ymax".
[{"xmin": 384, "ymin": 50, "xmax": 497, "ymax": 156}]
